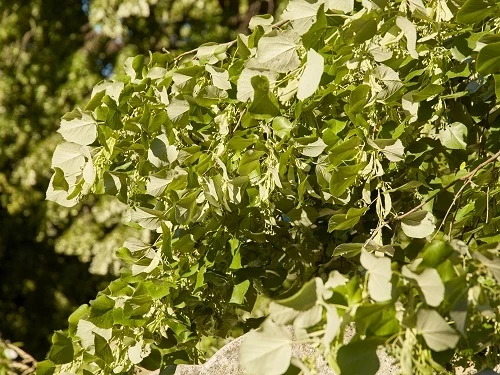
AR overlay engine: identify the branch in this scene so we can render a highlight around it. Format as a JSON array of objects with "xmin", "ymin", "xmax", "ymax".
[{"xmin": 395, "ymin": 149, "xmax": 500, "ymax": 221}]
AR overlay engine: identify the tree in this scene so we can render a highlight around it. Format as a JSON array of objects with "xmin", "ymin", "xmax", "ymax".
[
  {"xmin": 42, "ymin": 0, "xmax": 500, "ymax": 374},
  {"xmin": 0, "ymin": 0, "xmax": 269, "ymax": 360}
]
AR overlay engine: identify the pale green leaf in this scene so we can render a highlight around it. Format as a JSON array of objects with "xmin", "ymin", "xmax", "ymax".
[
  {"xmin": 272, "ymin": 116, "xmax": 294, "ymax": 139},
  {"xmin": 402, "ymin": 267, "xmax": 444, "ymax": 307},
  {"xmin": 297, "ymin": 49, "xmax": 324, "ymax": 100},
  {"xmin": 300, "ymin": 138, "xmax": 327, "ymax": 157},
  {"xmin": 128, "ymin": 340, "xmax": 151, "ymax": 364},
  {"xmin": 249, "ymin": 14, "xmax": 274, "ymax": 31},
  {"xmin": 416, "ymin": 309, "xmax": 459, "ymax": 351},
  {"xmin": 396, "ymin": 17, "xmax": 418, "ymax": 59},
  {"xmin": 131, "ymin": 249, "xmax": 161, "ymax": 275},
  {"xmin": 360, "ymin": 250, "xmax": 392, "ymax": 302},
  {"xmin": 368, "ymin": 139, "xmax": 405, "ymax": 162},
  {"xmin": 294, "ymin": 304, "xmax": 323, "ymax": 329},
  {"xmin": 58, "ymin": 111, "xmax": 97, "ymax": 146},
  {"xmin": 323, "ymin": 305, "xmax": 341, "ymax": 345},
  {"xmin": 166, "ymin": 98, "xmax": 190, "ymax": 125},
  {"xmin": 401, "ymin": 211, "xmax": 435, "ymax": 238},
  {"xmin": 269, "ymin": 302, "xmax": 300, "ymax": 325},
  {"xmin": 130, "ymin": 207, "xmax": 163, "ymax": 230},
  {"xmin": 326, "ymin": 0, "xmax": 354, "ymax": 13},
  {"xmin": 148, "ymin": 134, "xmax": 178, "ymax": 168},
  {"xmin": 240, "ymin": 320, "xmax": 292, "ymax": 375},
  {"xmin": 206, "ymin": 65, "xmax": 231, "ymax": 90},
  {"xmin": 46, "ymin": 174, "xmax": 79, "ymax": 207},
  {"xmin": 51, "ymin": 142, "xmax": 90, "ymax": 175},
  {"xmin": 237, "ymin": 68, "xmax": 277, "ymax": 102},
  {"xmin": 439, "ymin": 122, "xmax": 468, "ymax": 150},
  {"xmin": 281, "ymin": 0, "xmax": 321, "ymax": 35},
  {"xmin": 257, "ymin": 31, "xmax": 301, "ymax": 73}
]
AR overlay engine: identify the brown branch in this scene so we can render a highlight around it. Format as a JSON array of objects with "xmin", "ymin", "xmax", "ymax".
[{"xmin": 395, "ymin": 149, "xmax": 500, "ymax": 221}]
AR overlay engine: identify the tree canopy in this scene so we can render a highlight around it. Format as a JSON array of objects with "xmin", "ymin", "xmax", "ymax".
[
  {"xmin": 0, "ymin": 0, "xmax": 271, "ymax": 363},
  {"xmin": 42, "ymin": 0, "xmax": 500, "ymax": 374}
]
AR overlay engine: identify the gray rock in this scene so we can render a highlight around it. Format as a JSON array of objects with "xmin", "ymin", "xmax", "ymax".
[{"xmin": 138, "ymin": 326, "xmax": 499, "ymax": 375}]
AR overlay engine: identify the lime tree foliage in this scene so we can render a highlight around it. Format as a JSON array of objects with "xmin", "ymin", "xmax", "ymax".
[
  {"xmin": 42, "ymin": 0, "xmax": 500, "ymax": 374},
  {"xmin": 0, "ymin": 0, "xmax": 270, "ymax": 360}
]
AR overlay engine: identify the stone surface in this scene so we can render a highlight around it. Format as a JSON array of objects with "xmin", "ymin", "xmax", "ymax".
[{"xmin": 138, "ymin": 326, "xmax": 500, "ymax": 375}]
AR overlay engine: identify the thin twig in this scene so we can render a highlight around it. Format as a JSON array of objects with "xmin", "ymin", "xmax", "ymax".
[{"xmin": 395, "ymin": 150, "xmax": 500, "ymax": 221}]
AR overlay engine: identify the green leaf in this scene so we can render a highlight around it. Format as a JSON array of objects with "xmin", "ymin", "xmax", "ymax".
[
  {"xmin": 401, "ymin": 211, "xmax": 435, "ymax": 238},
  {"xmin": 402, "ymin": 267, "xmax": 444, "ymax": 307},
  {"xmin": 48, "ymin": 331, "xmax": 74, "ymax": 364},
  {"xmin": 356, "ymin": 304, "xmax": 400, "ymax": 337},
  {"xmin": 58, "ymin": 110, "xmax": 97, "ymax": 145},
  {"xmin": 36, "ymin": 360, "xmax": 56, "ymax": 375},
  {"xmin": 328, "ymin": 207, "xmax": 367, "ymax": 231},
  {"xmin": 351, "ymin": 16, "xmax": 377, "ymax": 44},
  {"xmin": 476, "ymin": 42, "xmax": 500, "ymax": 75},
  {"xmin": 337, "ymin": 339, "xmax": 380, "ymax": 375},
  {"xmin": 416, "ymin": 309, "xmax": 459, "ymax": 351},
  {"xmin": 456, "ymin": 0, "xmax": 497, "ymax": 24},
  {"xmin": 297, "ymin": 49, "xmax": 324, "ymax": 100},
  {"xmin": 332, "ymin": 243, "xmax": 363, "ymax": 258},
  {"xmin": 277, "ymin": 278, "xmax": 322, "ymax": 311},
  {"xmin": 269, "ymin": 302, "xmax": 300, "ymax": 325},
  {"xmin": 349, "ymin": 85, "xmax": 371, "ymax": 113},
  {"xmin": 328, "ymin": 136, "xmax": 361, "ymax": 167},
  {"xmin": 272, "ymin": 116, "xmax": 294, "ymax": 139},
  {"xmin": 419, "ymin": 241, "xmax": 454, "ymax": 268},
  {"xmin": 249, "ymin": 14, "xmax": 274, "ymax": 31},
  {"xmin": 230, "ymin": 280, "xmax": 250, "ymax": 305},
  {"xmin": 438, "ymin": 122, "xmax": 468, "ymax": 150},
  {"xmin": 360, "ymin": 250, "xmax": 392, "ymax": 302},
  {"xmin": 238, "ymin": 150, "xmax": 265, "ymax": 176},
  {"xmin": 412, "ymin": 84, "xmax": 444, "ymax": 102},
  {"xmin": 148, "ymin": 134, "xmax": 178, "ymax": 168},
  {"xmin": 240, "ymin": 320, "xmax": 292, "ymax": 375},
  {"xmin": 249, "ymin": 75, "xmax": 280, "ymax": 119},
  {"xmin": 256, "ymin": 31, "xmax": 301, "ymax": 73},
  {"xmin": 94, "ymin": 333, "xmax": 113, "ymax": 363},
  {"xmin": 323, "ymin": 305, "xmax": 341, "ymax": 345},
  {"xmin": 52, "ymin": 167, "xmax": 69, "ymax": 191},
  {"xmin": 329, "ymin": 164, "xmax": 364, "ymax": 197}
]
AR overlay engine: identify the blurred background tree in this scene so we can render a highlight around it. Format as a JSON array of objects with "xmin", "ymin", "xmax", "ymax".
[{"xmin": 0, "ymin": 0, "xmax": 283, "ymax": 363}]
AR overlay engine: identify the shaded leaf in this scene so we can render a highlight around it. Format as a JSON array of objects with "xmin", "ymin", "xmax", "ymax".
[
  {"xmin": 416, "ymin": 309, "xmax": 459, "ymax": 351},
  {"xmin": 401, "ymin": 211, "xmax": 435, "ymax": 238}
]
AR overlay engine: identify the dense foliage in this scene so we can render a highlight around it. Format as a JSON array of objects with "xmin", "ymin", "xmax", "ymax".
[
  {"xmin": 0, "ymin": 0, "xmax": 271, "ymax": 362},
  {"xmin": 43, "ymin": 0, "xmax": 500, "ymax": 374}
]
